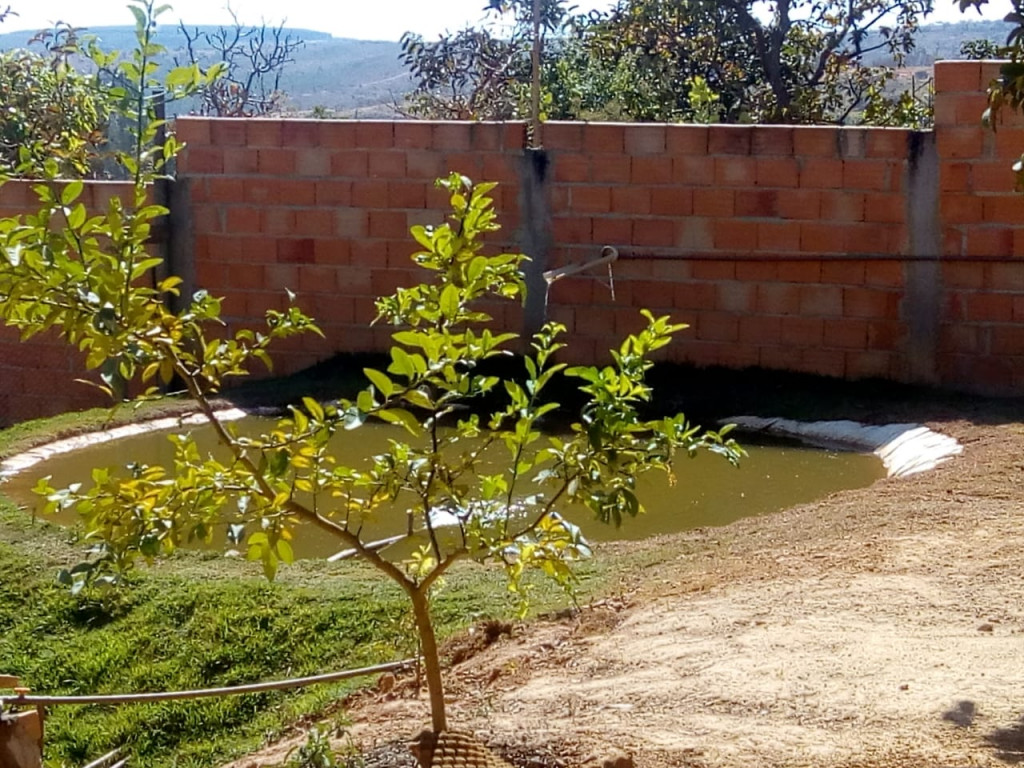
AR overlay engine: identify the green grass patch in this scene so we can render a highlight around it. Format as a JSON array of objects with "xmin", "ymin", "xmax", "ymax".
[{"xmin": 0, "ymin": 489, "xmax": 616, "ymax": 768}]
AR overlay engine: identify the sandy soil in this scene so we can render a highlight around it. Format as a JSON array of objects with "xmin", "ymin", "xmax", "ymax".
[{"xmin": 229, "ymin": 413, "xmax": 1024, "ymax": 768}]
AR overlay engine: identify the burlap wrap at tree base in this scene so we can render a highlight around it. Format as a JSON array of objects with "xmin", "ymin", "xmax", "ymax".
[{"xmin": 409, "ymin": 729, "xmax": 515, "ymax": 768}]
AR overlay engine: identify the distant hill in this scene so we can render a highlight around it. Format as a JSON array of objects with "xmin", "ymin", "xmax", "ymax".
[
  {"xmin": 0, "ymin": 24, "xmax": 409, "ymax": 117},
  {"xmin": 0, "ymin": 18, "xmax": 1012, "ymax": 118}
]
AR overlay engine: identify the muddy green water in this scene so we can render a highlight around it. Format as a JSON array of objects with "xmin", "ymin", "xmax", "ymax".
[{"xmin": 2, "ymin": 419, "xmax": 885, "ymax": 559}]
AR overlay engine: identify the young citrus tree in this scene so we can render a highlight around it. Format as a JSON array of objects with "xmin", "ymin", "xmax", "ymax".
[{"xmin": 0, "ymin": 3, "xmax": 742, "ymax": 739}]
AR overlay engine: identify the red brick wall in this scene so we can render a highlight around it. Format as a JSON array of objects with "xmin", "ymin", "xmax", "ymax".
[
  {"xmin": 0, "ymin": 181, "xmax": 138, "ymax": 424},
  {"xmin": 2, "ymin": 60, "xmax": 1023, "ymax": 426},
  {"xmin": 935, "ymin": 61, "xmax": 1024, "ymax": 393}
]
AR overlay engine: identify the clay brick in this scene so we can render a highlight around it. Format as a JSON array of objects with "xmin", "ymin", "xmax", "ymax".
[
  {"xmin": 755, "ymin": 158, "xmax": 800, "ymax": 188},
  {"xmin": 801, "ymin": 223, "xmax": 846, "ymax": 254},
  {"xmin": 223, "ymin": 147, "xmax": 259, "ymax": 174},
  {"xmin": 368, "ymin": 210, "xmax": 408, "ymax": 239},
  {"xmin": 334, "ymin": 208, "xmax": 368, "ymax": 238},
  {"xmin": 715, "ymin": 158, "xmax": 757, "ymax": 187},
  {"xmin": 571, "ymin": 186, "xmax": 612, "ymax": 214},
  {"xmin": 967, "ymin": 227, "xmax": 1014, "ymax": 257},
  {"xmin": 584, "ymin": 123, "xmax": 625, "ymax": 154},
  {"xmin": 823, "ymin": 318, "xmax": 868, "ymax": 349},
  {"xmin": 593, "ymin": 216, "xmax": 632, "ymax": 244},
  {"xmin": 866, "ymin": 129, "xmax": 912, "ymax": 158},
  {"xmin": 673, "ymin": 155, "xmax": 714, "ymax": 185},
  {"xmin": 295, "ymin": 209, "xmax": 333, "ymax": 237},
  {"xmin": 296, "ymin": 149, "xmax": 332, "ymax": 177},
  {"xmin": 277, "ymin": 238, "xmax": 315, "ymax": 264},
  {"xmin": 778, "ymin": 260, "xmax": 823, "ymax": 283},
  {"xmin": 193, "ymin": 206, "xmax": 223, "ymax": 234},
  {"xmin": 469, "ymin": 123, "xmax": 502, "ymax": 151},
  {"xmin": 392, "ymin": 122, "xmax": 432, "ymax": 149},
  {"xmin": 676, "ymin": 218, "xmax": 714, "ymax": 251},
  {"xmin": 554, "ymin": 154, "xmax": 590, "ymax": 183},
  {"xmin": 365, "ymin": 151, "xmax": 406, "ymax": 178},
  {"xmin": 982, "ymin": 195, "xmax": 1024, "ymax": 224},
  {"xmin": 210, "ymin": 119, "xmax": 247, "ymax": 146},
  {"xmin": 692, "ymin": 261, "xmax": 736, "ymax": 280},
  {"xmin": 792, "ymin": 127, "xmax": 838, "ymax": 157},
  {"xmin": 843, "ymin": 160, "xmax": 890, "ymax": 190},
  {"xmin": 206, "ymin": 177, "xmax": 245, "ymax": 203},
  {"xmin": 820, "ymin": 190, "xmax": 865, "ymax": 222},
  {"xmin": 757, "ymin": 284, "xmax": 801, "ymax": 314},
  {"xmin": 799, "ymin": 157, "xmax": 843, "ymax": 189},
  {"xmin": 844, "ymin": 287, "xmax": 897, "ymax": 319},
  {"xmin": 666, "ymin": 125, "xmax": 709, "ymax": 154},
  {"xmin": 443, "ymin": 151, "xmax": 483, "ymax": 177},
  {"xmin": 739, "ymin": 315, "xmax": 781, "ymax": 345},
  {"xmin": 624, "ymin": 125, "xmax": 666, "ymax": 155},
  {"xmin": 735, "ymin": 190, "xmax": 779, "ymax": 218},
  {"xmin": 868, "ymin": 321, "xmax": 903, "ymax": 351},
  {"xmin": 865, "ymin": 262, "xmax": 904, "ymax": 288},
  {"xmin": 781, "ymin": 316, "xmax": 824, "ymax": 346},
  {"xmin": 972, "ymin": 161, "xmax": 1017, "ymax": 193},
  {"xmin": 633, "ymin": 219, "xmax": 675, "ymax": 248},
  {"xmin": 863, "ymin": 193, "xmax": 904, "ymax": 224},
  {"xmin": 846, "ymin": 350, "xmax": 892, "ymax": 380},
  {"xmin": 553, "ymin": 216, "xmax": 593, "ymax": 244},
  {"xmin": 838, "ymin": 129, "xmax": 867, "ymax": 159},
  {"xmin": 277, "ymin": 180, "xmax": 316, "ymax": 206},
  {"xmin": 632, "ymin": 155, "xmax": 673, "ymax": 184},
  {"xmin": 693, "ymin": 189, "xmax": 735, "ymax": 217},
  {"xmin": 940, "ymin": 162, "xmax": 971, "ymax": 192},
  {"xmin": 592, "ymin": 155, "xmax": 631, "ymax": 183},
  {"xmin": 697, "ymin": 312, "xmax": 740, "ymax": 342},
  {"xmin": 181, "ymin": 146, "xmax": 223, "ymax": 174},
  {"xmin": 987, "ymin": 262, "xmax": 1024, "ymax": 291},
  {"xmin": 611, "ymin": 186, "xmax": 651, "ymax": 215},
  {"xmin": 236, "ymin": 235, "xmax": 276, "ymax": 263},
  {"xmin": 354, "ymin": 121, "xmax": 395, "ymax": 148},
  {"xmin": 651, "ymin": 189, "xmax": 692, "ymax": 216},
  {"xmin": 225, "ymin": 206, "xmax": 261, "ymax": 234},
  {"xmin": 318, "ymin": 121, "xmax": 358, "ymax": 149},
  {"xmin": 545, "ymin": 123, "xmax": 584, "ymax": 151},
  {"xmin": 351, "ymin": 179, "xmax": 389, "ymax": 208},
  {"xmin": 735, "ymin": 260, "xmax": 778, "ymax": 281},
  {"xmin": 630, "ymin": 279, "xmax": 675, "ymax": 308},
  {"xmin": 713, "ymin": 219, "xmax": 758, "ymax": 251},
  {"xmin": 752, "ymin": 127, "xmax": 794, "ymax": 156},
  {"xmin": 174, "ymin": 117, "xmax": 211, "ymax": 145},
  {"xmin": 281, "ymin": 121, "xmax": 320, "ymax": 148},
  {"xmin": 966, "ymin": 292, "xmax": 1014, "ymax": 321},
  {"xmin": 936, "ymin": 126, "xmax": 985, "ymax": 160},
  {"xmin": 716, "ymin": 282, "xmax": 756, "ymax": 312},
  {"xmin": 547, "ymin": 275, "xmax": 595, "ymax": 305},
  {"xmin": 777, "ymin": 189, "xmax": 820, "ymax": 220},
  {"xmin": 799, "ymin": 285, "xmax": 843, "ymax": 316},
  {"xmin": 240, "ymin": 179, "xmax": 277, "ymax": 205},
  {"xmin": 263, "ymin": 208, "xmax": 296, "ymax": 235},
  {"xmin": 708, "ymin": 127, "xmax": 751, "ymax": 155},
  {"xmin": 387, "ymin": 180, "xmax": 426, "ymax": 209},
  {"xmin": 258, "ymin": 148, "xmax": 296, "ymax": 175},
  {"xmin": 315, "ymin": 180, "xmax": 352, "ymax": 207},
  {"xmin": 934, "ymin": 61, "xmax": 983, "ymax": 93}
]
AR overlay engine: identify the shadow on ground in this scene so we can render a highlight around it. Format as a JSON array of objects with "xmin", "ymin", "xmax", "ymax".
[{"xmin": 987, "ymin": 715, "xmax": 1024, "ymax": 763}]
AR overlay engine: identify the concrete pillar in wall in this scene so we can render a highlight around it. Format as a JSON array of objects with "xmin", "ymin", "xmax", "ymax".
[
  {"xmin": 903, "ymin": 131, "xmax": 942, "ymax": 385},
  {"xmin": 519, "ymin": 148, "xmax": 552, "ymax": 343}
]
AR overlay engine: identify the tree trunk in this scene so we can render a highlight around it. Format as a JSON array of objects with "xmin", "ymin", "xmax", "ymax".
[{"xmin": 410, "ymin": 586, "xmax": 447, "ymax": 732}]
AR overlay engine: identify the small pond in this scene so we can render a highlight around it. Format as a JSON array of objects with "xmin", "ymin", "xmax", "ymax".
[{"xmin": 1, "ymin": 417, "xmax": 885, "ymax": 559}]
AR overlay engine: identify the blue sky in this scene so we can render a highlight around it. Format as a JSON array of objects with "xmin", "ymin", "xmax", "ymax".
[{"xmin": 5, "ymin": 0, "xmax": 1014, "ymax": 42}]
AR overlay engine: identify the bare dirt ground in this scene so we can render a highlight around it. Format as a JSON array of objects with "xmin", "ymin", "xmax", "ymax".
[{"xmin": 230, "ymin": 411, "xmax": 1024, "ymax": 768}]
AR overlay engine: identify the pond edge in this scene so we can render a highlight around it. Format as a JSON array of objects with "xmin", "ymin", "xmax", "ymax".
[{"xmin": 723, "ymin": 416, "xmax": 963, "ymax": 478}]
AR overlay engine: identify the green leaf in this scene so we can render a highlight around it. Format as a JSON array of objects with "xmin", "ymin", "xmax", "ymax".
[
  {"xmin": 364, "ymin": 368, "xmax": 395, "ymax": 398},
  {"xmin": 440, "ymin": 284, "xmax": 460, "ymax": 321}
]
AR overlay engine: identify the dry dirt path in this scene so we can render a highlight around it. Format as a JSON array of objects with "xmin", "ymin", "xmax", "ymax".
[{"xmin": 231, "ymin": 415, "xmax": 1024, "ymax": 768}]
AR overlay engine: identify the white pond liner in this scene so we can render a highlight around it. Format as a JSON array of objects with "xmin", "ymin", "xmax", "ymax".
[
  {"xmin": 0, "ymin": 408, "xmax": 249, "ymax": 480},
  {"xmin": 723, "ymin": 416, "xmax": 963, "ymax": 478}
]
